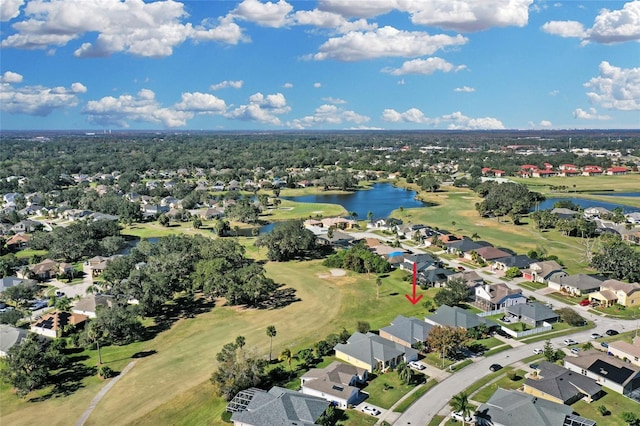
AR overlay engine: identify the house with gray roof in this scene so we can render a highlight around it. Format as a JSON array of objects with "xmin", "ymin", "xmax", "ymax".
[
  {"xmin": 72, "ymin": 294, "xmax": 114, "ymax": 318},
  {"xmin": 0, "ymin": 276, "xmax": 36, "ymax": 294},
  {"xmin": 444, "ymin": 238, "xmax": 490, "ymax": 256},
  {"xmin": 0, "ymin": 325, "xmax": 29, "ymax": 357},
  {"xmin": 449, "ymin": 270, "xmax": 485, "ymax": 289},
  {"xmin": 493, "ymin": 254, "xmax": 537, "ymax": 271},
  {"xmin": 522, "ymin": 260, "xmax": 567, "ymax": 284},
  {"xmin": 474, "ymin": 283, "xmax": 527, "ymax": 311},
  {"xmin": 228, "ymin": 386, "xmax": 329, "ymax": 426},
  {"xmin": 425, "ymin": 305, "xmax": 499, "ymax": 330},
  {"xmin": 507, "ymin": 302, "xmax": 559, "ymax": 327},
  {"xmin": 475, "ymin": 388, "xmax": 595, "ymax": 426},
  {"xmin": 300, "ymin": 361, "xmax": 367, "ymax": 409},
  {"xmin": 379, "ymin": 315, "xmax": 434, "ymax": 348},
  {"xmin": 564, "ymin": 349, "xmax": 640, "ymax": 397},
  {"xmin": 334, "ymin": 332, "xmax": 418, "ymax": 373},
  {"xmin": 548, "ymin": 274, "xmax": 605, "ymax": 296},
  {"xmin": 551, "ymin": 208, "xmax": 580, "ymax": 220},
  {"xmin": 523, "ymin": 361, "xmax": 602, "ymax": 405}
]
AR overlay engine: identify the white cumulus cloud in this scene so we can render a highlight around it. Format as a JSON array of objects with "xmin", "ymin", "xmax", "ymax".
[
  {"xmin": 231, "ymin": 0, "xmax": 293, "ymax": 28},
  {"xmin": 382, "ymin": 108, "xmax": 504, "ymax": 129},
  {"xmin": 174, "ymin": 92, "xmax": 227, "ymax": 114},
  {"xmin": 539, "ymin": 120, "xmax": 552, "ymax": 127},
  {"xmin": 210, "ymin": 80, "xmax": 244, "ymax": 91},
  {"xmin": 584, "ymin": 61, "xmax": 640, "ymax": 110},
  {"xmin": 82, "ymin": 89, "xmax": 192, "ymax": 128},
  {"xmin": 1, "ymin": 0, "xmax": 247, "ymax": 57},
  {"xmin": 289, "ymin": 104, "xmax": 370, "ymax": 129},
  {"xmin": 454, "ymin": 86, "xmax": 475, "ymax": 92},
  {"xmin": 1, "ymin": 0, "xmax": 24, "ymax": 21},
  {"xmin": 384, "ymin": 57, "xmax": 466, "ymax": 75},
  {"xmin": 322, "ymin": 97, "xmax": 346, "ymax": 104},
  {"xmin": 541, "ymin": 20, "xmax": 587, "ymax": 38},
  {"xmin": 310, "ymin": 26, "xmax": 467, "ymax": 61},
  {"xmin": 573, "ymin": 107, "xmax": 612, "ymax": 120},
  {"xmin": 283, "ymin": 82, "xmax": 293, "ymax": 88},
  {"xmin": 226, "ymin": 92, "xmax": 291, "ymax": 125},
  {"xmin": 1, "ymin": 75, "xmax": 86, "ymax": 116},
  {"xmin": 542, "ymin": 1, "xmax": 640, "ymax": 44}
]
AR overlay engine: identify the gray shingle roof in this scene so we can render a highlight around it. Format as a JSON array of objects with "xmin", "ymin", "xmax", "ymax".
[
  {"xmin": 525, "ymin": 361, "xmax": 601, "ymax": 403},
  {"xmin": 425, "ymin": 305, "xmax": 498, "ymax": 329},
  {"xmin": 477, "ymin": 388, "xmax": 573, "ymax": 426},
  {"xmin": 334, "ymin": 332, "xmax": 417, "ymax": 368},
  {"xmin": 507, "ymin": 302, "xmax": 559, "ymax": 322},
  {"xmin": 379, "ymin": 315, "xmax": 433, "ymax": 344},
  {"xmin": 553, "ymin": 274, "xmax": 604, "ymax": 291},
  {"xmin": 230, "ymin": 386, "xmax": 329, "ymax": 425}
]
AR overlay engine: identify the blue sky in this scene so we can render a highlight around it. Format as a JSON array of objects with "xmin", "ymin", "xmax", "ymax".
[{"xmin": 1, "ymin": 0, "xmax": 639, "ymax": 131}]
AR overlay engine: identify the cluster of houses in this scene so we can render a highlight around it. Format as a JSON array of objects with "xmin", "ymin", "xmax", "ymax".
[{"xmin": 480, "ymin": 164, "xmax": 631, "ymax": 179}]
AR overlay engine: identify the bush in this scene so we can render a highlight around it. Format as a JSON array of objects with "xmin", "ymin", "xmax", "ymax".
[
  {"xmin": 98, "ymin": 365, "xmax": 117, "ymax": 379},
  {"xmin": 598, "ymin": 405, "xmax": 610, "ymax": 416},
  {"xmin": 507, "ymin": 371, "xmax": 520, "ymax": 381}
]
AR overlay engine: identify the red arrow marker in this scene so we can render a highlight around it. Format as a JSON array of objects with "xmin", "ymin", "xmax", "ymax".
[{"xmin": 405, "ymin": 262, "xmax": 423, "ymax": 305}]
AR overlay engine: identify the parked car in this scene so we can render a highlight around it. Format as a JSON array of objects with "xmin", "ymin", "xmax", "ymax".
[
  {"xmin": 451, "ymin": 411, "xmax": 473, "ymax": 422},
  {"xmin": 570, "ymin": 348, "xmax": 580, "ymax": 354},
  {"xmin": 529, "ymin": 363, "xmax": 539, "ymax": 370},
  {"xmin": 579, "ymin": 299, "xmax": 591, "ymax": 306},
  {"xmin": 605, "ymin": 329, "xmax": 619, "ymax": 336},
  {"xmin": 361, "ymin": 406, "xmax": 381, "ymax": 416},
  {"xmin": 408, "ymin": 361, "xmax": 426, "ymax": 371},
  {"xmin": 590, "ymin": 333, "xmax": 602, "ymax": 339},
  {"xmin": 563, "ymin": 338, "xmax": 577, "ymax": 345},
  {"xmin": 533, "ymin": 348, "xmax": 543, "ymax": 355},
  {"xmin": 489, "ymin": 364, "xmax": 502, "ymax": 372},
  {"xmin": 457, "ymin": 266, "xmax": 465, "ymax": 271},
  {"xmin": 600, "ymin": 342, "xmax": 609, "ymax": 348}
]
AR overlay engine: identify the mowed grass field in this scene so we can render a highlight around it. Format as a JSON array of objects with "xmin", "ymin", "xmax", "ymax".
[
  {"xmin": 0, "ymin": 260, "xmax": 430, "ymax": 426},
  {"xmin": 399, "ymin": 186, "xmax": 591, "ymax": 273}
]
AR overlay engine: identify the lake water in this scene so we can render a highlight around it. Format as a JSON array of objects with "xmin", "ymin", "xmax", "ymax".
[
  {"xmin": 283, "ymin": 182, "xmax": 428, "ymax": 220},
  {"xmin": 259, "ymin": 183, "xmax": 428, "ymax": 233},
  {"xmin": 534, "ymin": 198, "xmax": 640, "ymax": 213}
]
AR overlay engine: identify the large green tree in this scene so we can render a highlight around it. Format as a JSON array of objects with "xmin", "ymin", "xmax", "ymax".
[
  {"xmin": 434, "ymin": 278, "xmax": 471, "ymax": 307},
  {"xmin": 255, "ymin": 220, "xmax": 318, "ymax": 261}
]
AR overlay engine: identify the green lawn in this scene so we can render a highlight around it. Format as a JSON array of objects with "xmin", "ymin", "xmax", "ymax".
[
  {"xmin": 260, "ymin": 198, "xmax": 347, "ymax": 221},
  {"xmin": 462, "ymin": 366, "xmax": 515, "ymax": 397},
  {"xmin": 572, "ymin": 389, "xmax": 640, "ymax": 426},
  {"xmin": 427, "ymin": 415, "xmax": 446, "ymax": 426},
  {"xmin": 592, "ymin": 305, "xmax": 640, "ymax": 320},
  {"xmin": 544, "ymin": 292, "xmax": 579, "ymax": 305},
  {"xmin": 362, "ymin": 372, "xmax": 420, "ymax": 409},
  {"xmin": 471, "ymin": 370, "xmax": 526, "ymax": 403},
  {"xmin": 1, "ymin": 261, "xmax": 435, "ymax": 426},
  {"xmin": 393, "ymin": 379, "xmax": 439, "ymax": 412},
  {"xmin": 517, "ymin": 281, "xmax": 548, "ymax": 291}
]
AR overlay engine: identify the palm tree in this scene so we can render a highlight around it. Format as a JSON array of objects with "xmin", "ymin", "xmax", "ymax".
[
  {"xmin": 376, "ymin": 277, "xmax": 382, "ymax": 299},
  {"xmin": 397, "ymin": 362, "xmax": 412, "ymax": 385},
  {"xmin": 235, "ymin": 335, "xmax": 246, "ymax": 357},
  {"xmin": 266, "ymin": 325, "xmax": 277, "ymax": 362},
  {"xmin": 450, "ymin": 391, "xmax": 472, "ymax": 425},
  {"xmin": 367, "ymin": 211, "xmax": 374, "ymax": 223},
  {"xmin": 279, "ymin": 348, "xmax": 294, "ymax": 375},
  {"xmin": 87, "ymin": 322, "xmax": 105, "ymax": 365},
  {"xmin": 471, "ymin": 232, "xmax": 480, "ymax": 241}
]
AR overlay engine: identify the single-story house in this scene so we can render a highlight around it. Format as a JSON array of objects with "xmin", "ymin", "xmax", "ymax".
[
  {"xmin": 0, "ymin": 324, "xmax": 29, "ymax": 357},
  {"xmin": 523, "ymin": 361, "xmax": 602, "ymax": 404},
  {"xmin": 464, "ymin": 246, "xmax": 512, "ymax": 263},
  {"xmin": 584, "ymin": 206, "xmax": 611, "ymax": 219},
  {"xmin": 443, "ymin": 238, "xmax": 490, "ymax": 256},
  {"xmin": 588, "ymin": 279, "xmax": 640, "ymax": 308},
  {"xmin": 550, "ymin": 208, "xmax": 580, "ymax": 220},
  {"xmin": 10, "ymin": 219, "xmax": 40, "ymax": 234},
  {"xmin": 72, "ymin": 294, "xmax": 115, "ymax": 318},
  {"xmin": 0, "ymin": 276, "xmax": 36, "ymax": 294},
  {"xmin": 5, "ymin": 233, "xmax": 30, "ymax": 250},
  {"xmin": 507, "ymin": 302, "xmax": 559, "ymax": 327},
  {"xmin": 475, "ymin": 388, "xmax": 594, "ymax": 426},
  {"xmin": 522, "ymin": 260, "xmax": 566, "ymax": 284},
  {"xmin": 492, "ymin": 255, "xmax": 537, "ymax": 271},
  {"xmin": 334, "ymin": 332, "xmax": 418, "ymax": 373},
  {"xmin": 448, "ymin": 270, "xmax": 485, "ymax": 288},
  {"xmin": 316, "ymin": 230, "xmax": 355, "ymax": 248},
  {"xmin": 30, "ymin": 311, "xmax": 88, "ymax": 338},
  {"xmin": 425, "ymin": 305, "xmax": 499, "ymax": 331},
  {"xmin": 400, "ymin": 253, "xmax": 439, "ymax": 273},
  {"xmin": 200, "ymin": 207, "xmax": 225, "ymax": 220},
  {"xmin": 474, "ymin": 284, "xmax": 527, "ymax": 311},
  {"xmin": 379, "ymin": 315, "xmax": 434, "ymax": 348},
  {"xmin": 228, "ymin": 386, "xmax": 329, "ymax": 426},
  {"xmin": 564, "ymin": 350, "xmax": 640, "ymax": 397},
  {"xmin": 300, "ymin": 361, "xmax": 367, "ymax": 409},
  {"xmin": 24, "ymin": 258, "xmax": 74, "ymax": 280},
  {"xmin": 418, "ymin": 266, "xmax": 455, "ymax": 287},
  {"xmin": 547, "ymin": 274, "xmax": 605, "ymax": 296},
  {"xmin": 607, "ymin": 336, "xmax": 640, "ymax": 367}
]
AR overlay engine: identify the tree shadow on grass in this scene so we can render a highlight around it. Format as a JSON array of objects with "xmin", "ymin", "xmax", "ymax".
[
  {"xmin": 29, "ymin": 363, "xmax": 97, "ymax": 402},
  {"xmin": 258, "ymin": 287, "xmax": 300, "ymax": 310},
  {"xmin": 143, "ymin": 296, "xmax": 216, "ymax": 341}
]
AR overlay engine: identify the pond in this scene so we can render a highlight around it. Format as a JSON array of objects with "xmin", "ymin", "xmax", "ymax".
[
  {"xmin": 282, "ymin": 182, "xmax": 428, "ymax": 220},
  {"xmin": 260, "ymin": 183, "xmax": 429, "ymax": 233},
  {"xmin": 534, "ymin": 197, "xmax": 640, "ymax": 213}
]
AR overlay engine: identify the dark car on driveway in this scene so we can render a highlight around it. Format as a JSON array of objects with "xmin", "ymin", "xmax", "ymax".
[{"xmin": 606, "ymin": 329, "xmax": 619, "ymax": 336}]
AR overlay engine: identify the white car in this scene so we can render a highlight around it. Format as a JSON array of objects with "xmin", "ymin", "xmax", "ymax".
[
  {"xmin": 409, "ymin": 361, "xmax": 426, "ymax": 370},
  {"xmin": 361, "ymin": 405, "xmax": 381, "ymax": 416},
  {"xmin": 563, "ymin": 338, "xmax": 577, "ymax": 345},
  {"xmin": 451, "ymin": 411, "xmax": 473, "ymax": 422},
  {"xmin": 590, "ymin": 333, "xmax": 602, "ymax": 339},
  {"xmin": 533, "ymin": 348, "xmax": 543, "ymax": 355}
]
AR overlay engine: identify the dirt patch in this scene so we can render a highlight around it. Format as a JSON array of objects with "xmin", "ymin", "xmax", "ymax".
[
  {"xmin": 311, "ymin": 211, "xmax": 324, "ymax": 214},
  {"xmin": 317, "ymin": 273, "xmax": 330, "ymax": 279},
  {"xmin": 330, "ymin": 269, "xmax": 346, "ymax": 276}
]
